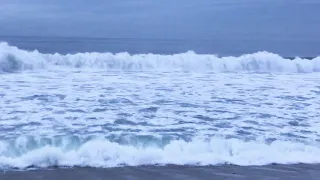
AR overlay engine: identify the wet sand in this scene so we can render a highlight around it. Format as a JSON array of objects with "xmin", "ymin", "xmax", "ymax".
[{"xmin": 2, "ymin": 164, "xmax": 320, "ymax": 180}]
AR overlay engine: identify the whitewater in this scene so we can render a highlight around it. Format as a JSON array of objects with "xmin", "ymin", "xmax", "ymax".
[
  {"xmin": 0, "ymin": 41, "xmax": 320, "ymax": 170},
  {"xmin": 1, "ymin": 42, "xmax": 320, "ymax": 73}
]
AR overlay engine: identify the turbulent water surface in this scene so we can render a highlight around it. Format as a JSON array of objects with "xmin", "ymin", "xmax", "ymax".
[{"xmin": 0, "ymin": 40, "xmax": 320, "ymax": 172}]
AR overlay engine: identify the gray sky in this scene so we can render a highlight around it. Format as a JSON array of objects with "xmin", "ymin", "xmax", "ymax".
[{"xmin": 0, "ymin": 0, "xmax": 319, "ymax": 40}]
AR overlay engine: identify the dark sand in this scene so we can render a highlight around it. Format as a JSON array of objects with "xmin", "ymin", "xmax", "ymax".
[{"xmin": 2, "ymin": 164, "xmax": 319, "ymax": 180}]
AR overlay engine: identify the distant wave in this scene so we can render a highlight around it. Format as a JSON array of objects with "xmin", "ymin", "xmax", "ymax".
[
  {"xmin": 0, "ymin": 42, "xmax": 319, "ymax": 73},
  {"xmin": 0, "ymin": 135, "xmax": 320, "ymax": 169}
]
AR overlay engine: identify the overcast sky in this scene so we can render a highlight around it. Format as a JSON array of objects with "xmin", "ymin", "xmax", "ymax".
[{"xmin": 0, "ymin": 0, "xmax": 319, "ymax": 40}]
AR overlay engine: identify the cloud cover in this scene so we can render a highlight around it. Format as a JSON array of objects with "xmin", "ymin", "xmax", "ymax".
[{"xmin": 0, "ymin": 0, "xmax": 319, "ymax": 41}]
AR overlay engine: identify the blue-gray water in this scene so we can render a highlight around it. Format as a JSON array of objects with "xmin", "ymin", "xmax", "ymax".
[
  {"xmin": 1, "ymin": 36, "xmax": 319, "ymax": 57},
  {"xmin": 0, "ymin": 36, "xmax": 320, "ymax": 180}
]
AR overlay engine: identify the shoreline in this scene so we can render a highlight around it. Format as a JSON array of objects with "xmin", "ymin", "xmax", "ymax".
[{"xmin": 2, "ymin": 164, "xmax": 320, "ymax": 180}]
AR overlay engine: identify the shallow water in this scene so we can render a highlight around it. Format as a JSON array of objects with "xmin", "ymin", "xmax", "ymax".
[
  {"xmin": 0, "ymin": 40, "xmax": 320, "ymax": 170},
  {"xmin": 1, "ymin": 69, "xmax": 320, "ymax": 168}
]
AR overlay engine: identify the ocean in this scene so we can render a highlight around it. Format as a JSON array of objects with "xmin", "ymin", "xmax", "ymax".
[{"xmin": 0, "ymin": 36, "xmax": 320, "ymax": 180}]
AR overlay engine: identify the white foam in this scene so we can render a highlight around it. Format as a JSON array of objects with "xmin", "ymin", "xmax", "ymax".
[
  {"xmin": 0, "ymin": 137, "xmax": 320, "ymax": 169},
  {"xmin": 0, "ymin": 42, "xmax": 319, "ymax": 73}
]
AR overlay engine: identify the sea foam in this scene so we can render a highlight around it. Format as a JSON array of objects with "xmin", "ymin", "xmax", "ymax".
[
  {"xmin": 0, "ymin": 136, "xmax": 320, "ymax": 169},
  {"xmin": 1, "ymin": 42, "xmax": 319, "ymax": 73}
]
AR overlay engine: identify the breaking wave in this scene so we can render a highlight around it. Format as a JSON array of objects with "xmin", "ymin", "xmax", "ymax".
[
  {"xmin": 1, "ymin": 136, "xmax": 320, "ymax": 169},
  {"xmin": 0, "ymin": 42, "xmax": 319, "ymax": 73}
]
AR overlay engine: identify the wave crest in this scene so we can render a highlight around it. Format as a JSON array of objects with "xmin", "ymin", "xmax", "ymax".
[
  {"xmin": 1, "ymin": 136, "xmax": 320, "ymax": 169},
  {"xmin": 0, "ymin": 42, "xmax": 319, "ymax": 73}
]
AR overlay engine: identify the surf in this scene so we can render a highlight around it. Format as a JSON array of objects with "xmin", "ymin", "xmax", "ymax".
[
  {"xmin": 1, "ymin": 135, "xmax": 320, "ymax": 169},
  {"xmin": 1, "ymin": 42, "xmax": 319, "ymax": 73}
]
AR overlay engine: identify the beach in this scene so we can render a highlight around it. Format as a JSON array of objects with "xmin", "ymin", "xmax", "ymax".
[{"xmin": 3, "ymin": 164, "xmax": 320, "ymax": 180}]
